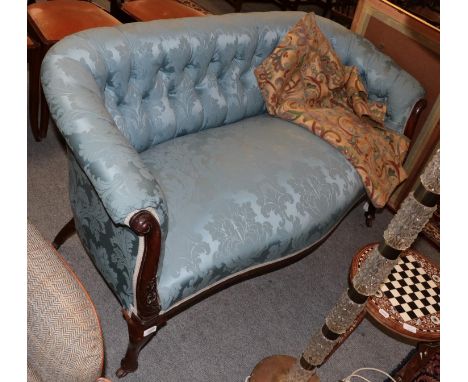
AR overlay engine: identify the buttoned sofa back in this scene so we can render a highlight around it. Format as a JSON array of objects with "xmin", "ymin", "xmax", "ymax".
[{"xmin": 42, "ymin": 12, "xmax": 423, "ymax": 153}]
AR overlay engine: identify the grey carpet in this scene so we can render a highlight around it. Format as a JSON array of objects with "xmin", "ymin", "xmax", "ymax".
[{"xmin": 28, "ymin": 2, "xmax": 439, "ymax": 380}]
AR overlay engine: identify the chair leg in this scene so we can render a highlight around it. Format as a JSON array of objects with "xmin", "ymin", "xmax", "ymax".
[
  {"xmin": 39, "ymin": 44, "xmax": 52, "ymax": 140},
  {"xmin": 364, "ymin": 202, "xmax": 376, "ymax": 227},
  {"xmin": 116, "ymin": 311, "xmax": 158, "ymax": 378},
  {"xmin": 28, "ymin": 44, "xmax": 41, "ymax": 142},
  {"xmin": 53, "ymin": 218, "xmax": 76, "ymax": 249},
  {"xmin": 39, "ymin": 86, "xmax": 51, "ymax": 139}
]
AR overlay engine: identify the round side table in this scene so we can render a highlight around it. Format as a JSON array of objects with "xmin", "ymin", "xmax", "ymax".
[
  {"xmin": 350, "ymin": 243, "xmax": 440, "ymax": 342},
  {"xmin": 350, "ymin": 244, "xmax": 440, "ymax": 381}
]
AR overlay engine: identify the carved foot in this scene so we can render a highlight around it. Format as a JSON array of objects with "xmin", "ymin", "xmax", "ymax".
[
  {"xmin": 117, "ymin": 310, "xmax": 158, "ymax": 378},
  {"xmin": 116, "ymin": 331, "xmax": 154, "ymax": 378},
  {"xmin": 115, "ymin": 367, "xmax": 130, "ymax": 379}
]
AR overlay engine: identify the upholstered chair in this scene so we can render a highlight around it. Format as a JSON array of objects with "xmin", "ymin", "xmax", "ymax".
[
  {"xmin": 27, "ymin": 221, "xmax": 111, "ymax": 382},
  {"xmin": 27, "ymin": 0, "xmax": 121, "ymax": 140},
  {"xmin": 109, "ymin": 0, "xmax": 207, "ymax": 22}
]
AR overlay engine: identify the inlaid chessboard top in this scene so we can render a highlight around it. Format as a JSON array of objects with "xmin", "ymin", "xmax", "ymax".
[{"xmin": 351, "ymin": 243, "xmax": 440, "ymax": 342}]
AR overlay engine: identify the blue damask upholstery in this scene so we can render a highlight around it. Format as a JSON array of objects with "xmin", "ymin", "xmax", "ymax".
[
  {"xmin": 41, "ymin": 12, "xmax": 424, "ymax": 315},
  {"xmin": 141, "ymin": 115, "xmax": 363, "ymax": 310}
]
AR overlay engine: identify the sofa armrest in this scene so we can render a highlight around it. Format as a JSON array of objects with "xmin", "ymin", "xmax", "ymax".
[
  {"xmin": 316, "ymin": 16, "xmax": 425, "ymax": 135},
  {"xmin": 343, "ymin": 37, "xmax": 425, "ymax": 135},
  {"xmin": 404, "ymin": 98, "xmax": 427, "ymax": 141},
  {"xmin": 349, "ymin": 37, "xmax": 426, "ymax": 135},
  {"xmin": 41, "ymin": 45, "xmax": 168, "ymax": 233}
]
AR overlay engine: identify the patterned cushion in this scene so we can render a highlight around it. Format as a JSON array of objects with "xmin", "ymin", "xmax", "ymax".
[{"xmin": 27, "ymin": 221, "xmax": 104, "ymax": 381}]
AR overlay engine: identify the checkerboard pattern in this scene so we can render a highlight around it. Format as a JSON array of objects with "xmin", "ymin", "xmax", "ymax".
[{"xmin": 381, "ymin": 254, "xmax": 440, "ymax": 322}]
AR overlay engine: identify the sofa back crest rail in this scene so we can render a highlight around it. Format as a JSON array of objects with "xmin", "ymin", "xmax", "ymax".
[{"xmin": 40, "ymin": 11, "xmax": 425, "ymax": 377}]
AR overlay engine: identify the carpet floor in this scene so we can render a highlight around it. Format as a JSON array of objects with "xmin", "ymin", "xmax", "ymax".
[{"xmin": 28, "ymin": 2, "xmax": 439, "ymax": 380}]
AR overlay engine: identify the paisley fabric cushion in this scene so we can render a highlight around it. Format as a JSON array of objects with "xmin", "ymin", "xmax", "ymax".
[
  {"xmin": 255, "ymin": 13, "xmax": 410, "ymax": 208},
  {"xmin": 140, "ymin": 114, "xmax": 364, "ymax": 310}
]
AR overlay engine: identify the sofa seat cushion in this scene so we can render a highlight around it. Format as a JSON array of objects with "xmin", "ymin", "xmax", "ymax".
[{"xmin": 140, "ymin": 114, "xmax": 364, "ymax": 311}]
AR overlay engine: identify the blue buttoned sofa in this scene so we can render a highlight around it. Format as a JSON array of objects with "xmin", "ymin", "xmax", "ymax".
[{"xmin": 41, "ymin": 11, "xmax": 424, "ymax": 376}]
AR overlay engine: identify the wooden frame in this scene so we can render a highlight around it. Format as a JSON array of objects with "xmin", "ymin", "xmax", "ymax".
[{"xmin": 351, "ymin": 0, "xmax": 440, "ymax": 211}]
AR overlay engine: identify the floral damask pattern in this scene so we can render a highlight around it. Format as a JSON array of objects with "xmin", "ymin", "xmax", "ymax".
[
  {"xmin": 69, "ymin": 153, "xmax": 140, "ymax": 309},
  {"xmin": 141, "ymin": 115, "xmax": 364, "ymax": 309},
  {"xmin": 205, "ymin": 201, "xmax": 274, "ymax": 263},
  {"xmin": 255, "ymin": 13, "xmax": 410, "ymax": 208}
]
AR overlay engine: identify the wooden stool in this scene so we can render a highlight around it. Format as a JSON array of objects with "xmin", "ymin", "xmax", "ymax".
[
  {"xmin": 27, "ymin": 1, "xmax": 121, "ymax": 140},
  {"xmin": 111, "ymin": 0, "xmax": 208, "ymax": 23},
  {"xmin": 28, "ymin": 36, "xmax": 41, "ymax": 141}
]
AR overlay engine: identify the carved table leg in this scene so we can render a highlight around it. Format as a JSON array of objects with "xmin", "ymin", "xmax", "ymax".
[
  {"xmin": 116, "ymin": 310, "xmax": 158, "ymax": 378},
  {"xmin": 53, "ymin": 218, "xmax": 76, "ymax": 249}
]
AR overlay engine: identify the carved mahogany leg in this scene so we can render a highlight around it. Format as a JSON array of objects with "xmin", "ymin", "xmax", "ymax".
[
  {"xmin": 364, "ymin": 201, "xmax": 376, "ymax": 227},
  {"xmin": 28, "ymin": 39, "xmax": 41, "ymax": 142},
  {"xmin": 116, "ymin": 311, "xmax": 158, "ymax": 378},
  {"xmin": 116, "ymin": 210, "xmax": 163, "ymax": 377},
  {"xmin": 52, "ymin": 218, "xmax": 76, "ymax": 249}
]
